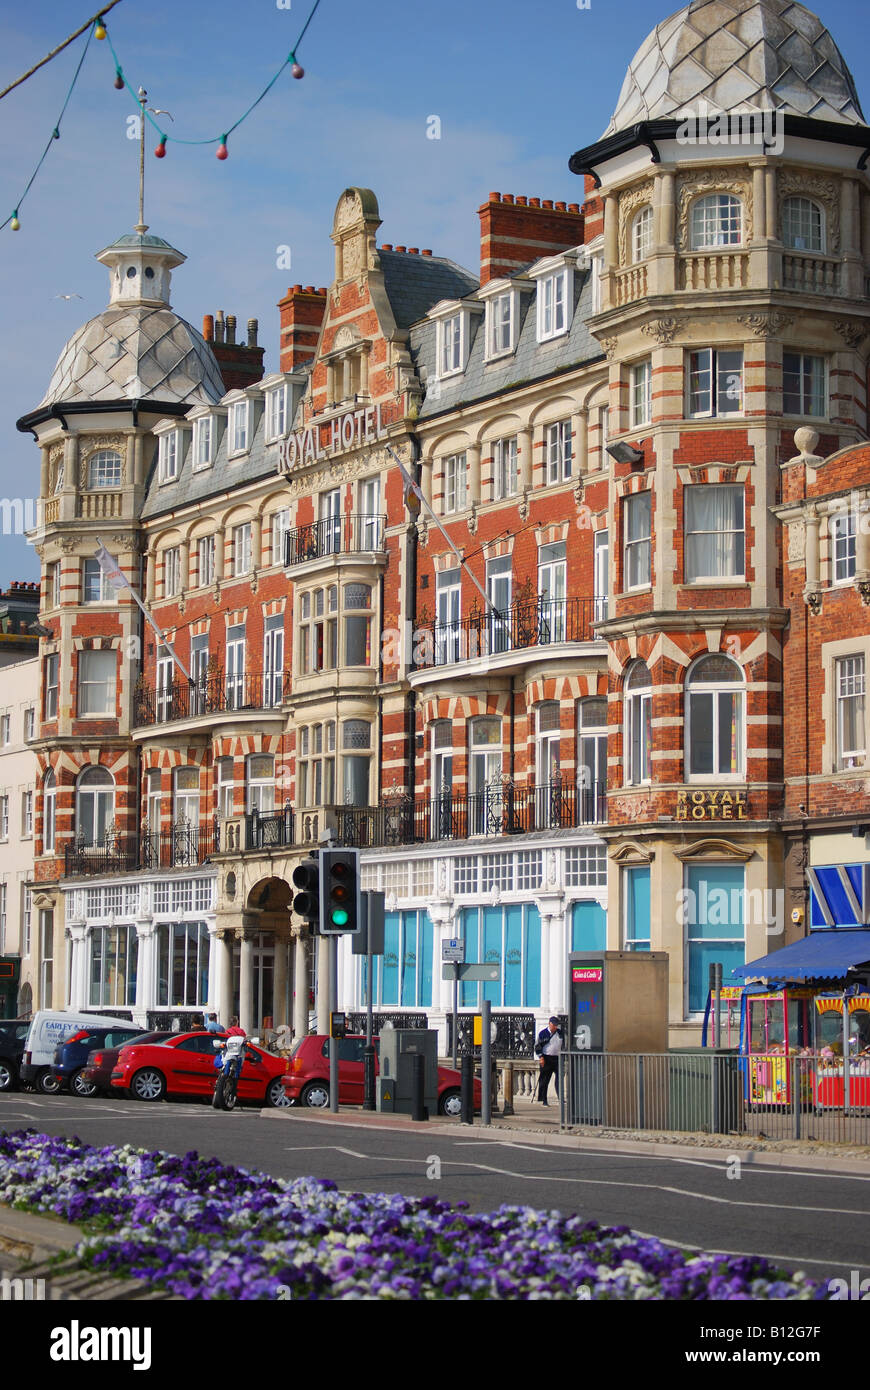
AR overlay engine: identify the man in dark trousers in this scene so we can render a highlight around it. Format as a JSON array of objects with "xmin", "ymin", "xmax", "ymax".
[{"xmin": 535, "ymin": 1016, "xmax": 563, "ymax": 1106}]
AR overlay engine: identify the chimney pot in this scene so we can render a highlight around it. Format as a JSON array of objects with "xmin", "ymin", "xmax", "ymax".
[
  {"xmin": 568, "ymin": 203, "xmax": 579, "ymax": 213},
  {"xmin": 489, "ymin": 192, "xmax": 501, "ymax": 202},
  {"xmin": 542, "ymin": 199, "xmax": 554, "ymax": 210},
  {"xmin": 247, "ymin": 317, "xmax": 258, "ymax": 348},
  {"xmin": 318, "ymin": 287, "xmax": 327, "ymax": 295},
  {"xmin": 529, "ymin": 198, "xmax": 540, "ymax": 208},
  {"xmin": 292, "ymin": 283, "xmax": 303, "ymax": 292},
  {"xmin": 395, "ymin": 245, "xmax": 406, "ymax": 253},
  {"xmin": 225, "ymin": 314, "xmax": 237, "ymax": 345},
  {"xmin": 516, "ymin": 196, "xmax": 527, "ymax": 206},
  {"xmin": 203, "ymin": 314, "xmax": 214, "ymax": 342},
  {"xmin": 421, "ymin": 248, "xmax": 432, "ymax": 257},
  {"xmin": 555, "ymin": 201, "xmax": 566, "ymax": 211},
  {"xmin": 503, "ymin": 194, "xmax": 515, "ymax": 204},
  {"xmin": 304, "ymin": 285, "xmax": 315, "ymax": 293},
  {"xmin": 408, "ymin": 247, "xmax": 418, "ymax": 255}
]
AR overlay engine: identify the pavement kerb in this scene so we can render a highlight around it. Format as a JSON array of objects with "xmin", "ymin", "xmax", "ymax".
[{"xmin": 258, "ymin": 1105, "xmax": 870, "ymax": 1175}]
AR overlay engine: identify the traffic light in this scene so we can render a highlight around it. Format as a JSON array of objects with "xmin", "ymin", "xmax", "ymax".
[
  {"xmin": 291, "ymin": 854, "xmax": 320, "ymax": 929},
  {"xmin": 319, "ymin": 847, "xmax": 360, "ymax": 934}
]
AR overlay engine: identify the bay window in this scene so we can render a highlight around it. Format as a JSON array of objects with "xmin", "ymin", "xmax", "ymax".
[
  {"xmin": 624, "ymin": 491, "xmax": 651, "ymax": 590},
  {"xmin": 783, "ymin": 352, "xmax": 825, "ymax": 417},
  {"xmin": 684, "ymin": 484, "xmax": 745, "ymax": 581},
  {"xmin": 631, "ymin": 359, "xmax": 652, "ymax": 427},
  {"xmin": 687, "ymin": 349, "xmax": 743, "ymax": 417},
  {"xmin": 690, "ymin": 194, "xmax": 742, "ymax": 249},
  {"xmin": 77, "ymin": 649, "xmax": 116, "ymax": 716}
]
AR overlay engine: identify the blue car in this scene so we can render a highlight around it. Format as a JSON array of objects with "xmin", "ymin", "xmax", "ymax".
[{"xmin": 51, "ymin": 1023, "xmax": 143, "ymax": 1097}]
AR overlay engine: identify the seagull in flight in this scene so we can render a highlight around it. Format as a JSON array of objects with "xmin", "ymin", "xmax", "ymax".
[
  {"xmin": 149, "ymin": 108, "xmax": 174, "ymax": 121},
  {"xmin": 54, "ymin": 293, "xmax": 82, "ymax": 300}
]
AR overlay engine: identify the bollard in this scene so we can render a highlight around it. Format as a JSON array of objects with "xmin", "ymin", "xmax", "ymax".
[
  {"xmin": 460, "ymin": 1054, "xmax": 474, "ymax": 1125},
  {"xmin": 411, "ymin": 1052, "xmax": 426, "ymax": 1122},
  {"xmin": 363, "ymin": 1044, "xmax": 376, "ymax": 1112},
  {"xmin": 501, "ymin": 1061, "xmax": 514, "ymax": 1117}
]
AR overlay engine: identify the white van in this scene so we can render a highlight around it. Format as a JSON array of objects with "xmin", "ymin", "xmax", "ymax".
[{"xmin": 21, "ymin": 1010, "xmax": 135, "ymax": 1094}]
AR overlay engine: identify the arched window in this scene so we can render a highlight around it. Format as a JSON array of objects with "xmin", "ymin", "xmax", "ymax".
[
  {"xmin": 632, "ymin": 206, "xmax": 653, "ymax": 263},
  {"xmin": 75, "ymin": 766, "xmax": 114, "ymax": 846},
  {"xmin": 87, "ymin": 450, "xmax": 122, "ymax": 490},
  {"xmin": 173, "ymin": 766, "xmax": 200, "ymax": 826},
  {"xmin": 782, "ymin": 196, "xmax": 824, "ymax": 253},
  {"xmin": 686, "ymin": 655, "xmax": 745, "ymax": 778},
  {"xmin": 342, "ymin": 721, "xmax": 370, "ymax": 806},
  {"xmin": 624, "ymin": 662, "xmax": 652, "ymax": 785},
  {"xmin": 246, "ymin": 755, "xmax": 275, "ymax": 815},
  {"xmin": 43, "ymin": 769, "xmax": 56, "ymax": 853},
  {"xmin": 578, "ymin": 698, "xmax": 607, "ymax": 823},
  {"xmin": 690, "ymin": 194, "xmax": 742, "ymax": 250},
  {"xmin": 536, "ymin": 703, "xmax": 561, "ymax": 785}
]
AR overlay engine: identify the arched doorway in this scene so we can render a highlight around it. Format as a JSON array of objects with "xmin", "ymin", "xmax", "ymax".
[{"xmin": 235, "ymin": 878, "xmax": 292, "ymax": 1032}]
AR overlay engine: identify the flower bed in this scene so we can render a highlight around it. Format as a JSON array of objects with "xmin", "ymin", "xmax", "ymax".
[{"xmin": 0, "ymin": 1129, "xmax": 828, "ymax": 1300}]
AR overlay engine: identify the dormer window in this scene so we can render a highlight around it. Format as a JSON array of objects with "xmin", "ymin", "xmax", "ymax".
[
  {"xmin": 438, "ymin": 312, "xmax": 465, "ymax": 376},
  {"xmin": 486, "ymin": 292, "xmax": 515, "ymax": 359},
  {"xmin": 157, "ymin": 433, "xmax": 178, "ymax": 483},
  {"xmin": 88, "ymin": 449, "xmax": 122, "ymax": 489},
  {"xmin": 229, "ymin": 400, "xmax": 250, "ymax": 456},
  {"xmin": 533, "ymin": 258, "xmax": 574, "ymax": 343},
  {"xmin": 193, "ymin": 417, "xmax": 213, "ymax": 470},
  {"xmin": 266, "ymin": 386, "xmax": 287, "ymax": 441}
]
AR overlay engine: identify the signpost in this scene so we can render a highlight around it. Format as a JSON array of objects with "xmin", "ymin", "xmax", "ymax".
[{"xmin": 442, "ymin": 939, "xmax": 465, "ymax": 1070}]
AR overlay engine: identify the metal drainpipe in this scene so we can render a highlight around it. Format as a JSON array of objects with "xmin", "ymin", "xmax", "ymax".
[{"xmin": 406, "ymin": 434, "xmax": 420, "ymax": 797}]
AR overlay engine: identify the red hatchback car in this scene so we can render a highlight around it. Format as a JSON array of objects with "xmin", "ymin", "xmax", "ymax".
[
  {"xmin": 111, "ymin": 1031, "xmax": 291, "ymax": 1108},
  {"xmin": 282, "ymin": 1035, "xmax": 482, "ymax": 1116}
]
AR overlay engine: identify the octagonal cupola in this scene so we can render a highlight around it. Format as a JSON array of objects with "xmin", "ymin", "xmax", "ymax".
[{"xmin": 96, "ymin": 229, "xmax": 185, "ymax": 308}]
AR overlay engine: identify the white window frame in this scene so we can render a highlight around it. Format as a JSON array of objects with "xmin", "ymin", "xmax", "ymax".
[
  {"xmin": 266, "ymin": 385, "xmax": 287, "ymax": 442},
  {"xmin": 836, "ymin": 655, "xmax": 865, "ymax": 770},
  {"xmin": 193, "ymin": 417, "xmax": 214, "ymax": 470},
  {"xmin": 24, "ymin": 707, "xmax": 35, "ymax": 741},
  {"xmin": 485, "ymin": 292, "xmax": 515, "ymax": 359},
  {"xmin": 163, "ymin": 546, "xmax": 182, "ymax": 597},
  {"xmin": 684, "ymin": 484, "xmax": 745, "ymax": 582},
  {"xmin": 438, "ymin": 312, "xmax": 466, "ymax": 377},
  {"xmin": 492, "ymin": 437, "xmax": 518, "ymax": 500},
  {"xmin": 632, "ymin": 206, "xmax": 653, "ymax": 263},
  {"xmin": 537, "ymin": 267, "xmax": 571, "ymax": 342},
  {"xmin": 158, "ymin": 432, "xmax": 179, "ymax": 483},
  {"xmin": 630, "ymin": 359, "xmax": 652, "ymax": 427},
  {"xmin": 783, "ymin": 352, "xmax": 826, "ymax": 419},
  {"xmin": 782, "ymin": 197, "xmax": 825, "ymax": 254},
  {"xmin": 625, "ymin": 662, "xmax": 653, "ymax": 786},
  {"xmin": 87, "ymin": 449, "xmax": 122, "ymax": 490},
  {"xmin": 685, "ymin": 655, "xmax": 746, "ymax": 780},
  {"xmin": 546, "ymin": 421, "xmax": 572, "ymax": 483},
  {"xmin": 0, "ymin": 714, "xmax": 9, "ymax": 746},
  {"xmin": 50, "ymin": 562, "xmax": 61, "ymax": 609},
  {"xmin": 77, "ymin": 649, "xmax": 117, "ymax": 717},
  {"xmin": 21, "ymin": 789, "xmax": 33, "ymax": 837},
  {"xmin": 197, "ymin": 534, "xmax": 216, "ymax": 587},
  {"xmin": 43, "ymin": 771, "xmax": 56, "ymax": 852},
  {"xmin": 82, "ymin": 557, "xmax": 114, "ymax": 604},
  {"xmin": 443, "ymin": 454, "xmax": 468, "ymax": 514},
  {"xmin": 624, "ymin": 491, "xmax": 652, "ymax": 591},
  {"xmin": 233, "ymin": 523, "xmax": 253, "ymax": 578},
  {"xmin": 228, "ymin": 400, "xmax": 250, "ymax": 457},
  {"xmin": 0, "ymin": 795, "xmax": 8, "ymax": 839},
  {"xmin": 686, "ymin": 348, "xmax": 744, "ymax": 419},
  {"xmin": 44, "ymin": 654, "xmax": 59, "ymax": 720},
  {"xmin": 271, "ymin": 509, "xmax": 290, "ymax": 568},
  {"xmin": 689, "ymin": 194, "xmax": 743, "ymax": 250}
]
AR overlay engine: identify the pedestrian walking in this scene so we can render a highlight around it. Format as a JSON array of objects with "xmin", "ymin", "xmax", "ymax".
[{"xmin": 534, "ymin": 1016, "xmax": 563, "ymax": 1106}]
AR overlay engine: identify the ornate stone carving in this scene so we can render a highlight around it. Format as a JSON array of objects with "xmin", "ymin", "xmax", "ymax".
[
  {"xmin": 618, "ymin": 181, "xmax": 655, "ymax": 265},
  {"xmin": 787, "ymin": 522, "xmax": 806, "ymax": 563},
  {"xmin": 857, "ymin": 578, "xmax": 870, "ymax": 606},
  {"xmin": 600, "ymin": 337, "xmax": 618, "ymax": 361},
  {"xmin": 641, "ymin": 316, "xmax": 686, "ymax": 345},
  {"xmin": 776, "ymin": 170, "xmax": 841, "ymax": 253},
  {"xmin": 834, "ymin": 320, "xmax": 869, "ymax": 351},
  {"xmin": 518, "ymin": 488, "xmax": 530, "ymax": 522},
  {"xmin": 467, "ymin": 502, "xmax": 479, "ymax": 536},
  {"xmin": 676, "ymin": 167, "xmax": 753, "ymax": 250},
  {"xmin": 334, "ymin": 190, "xmax": 360, "ymax": 232},
  {"xmin": 737, "ymin": 311, "xmax": 793, "ymax": 338},
  {"xmin": 804, "ymin": 587, "xmax": 823, "ymax": 615},
  {"xmin": 78, "ymin": 435, "xmax": 127, "ymax": 489},
  {"xmin": 332, "ymin": 324, "xmax": 358, "ymax": 350}
]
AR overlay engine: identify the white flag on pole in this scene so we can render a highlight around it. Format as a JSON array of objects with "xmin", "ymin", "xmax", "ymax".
[{"xmin": 94, "ymin": 538, "xmax": 193, "ymax": 684}]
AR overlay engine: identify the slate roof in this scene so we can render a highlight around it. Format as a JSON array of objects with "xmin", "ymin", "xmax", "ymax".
[
  {"xmin": 379, "ymin": 250, "xmax": 479, "ymax": 330},
  {"xmin": 37, "ymin": 306, "xmax": 225, "ymax": 411},
  {"xmin": 605, "ymin": 0, "xmax": 865, "ymax": 134},
  {"xmin": 410, "ymin": 263, "xmax": 604, "ymax": 420}
]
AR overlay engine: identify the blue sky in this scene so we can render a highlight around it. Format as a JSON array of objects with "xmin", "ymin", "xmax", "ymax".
[{"xmin": 0, "ymin": 0, "xmax": 866, "ymax": 582}]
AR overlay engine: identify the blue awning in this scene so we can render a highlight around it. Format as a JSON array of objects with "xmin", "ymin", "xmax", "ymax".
[{"xmin": 733, "ymin": 930, "xmax": 870, "ymax": 984}]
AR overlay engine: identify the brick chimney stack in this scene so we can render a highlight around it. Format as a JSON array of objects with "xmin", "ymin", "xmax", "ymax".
[
  {"xmin": 277, "ymin": 285, "xmax": 328, "ymax": 372},
  {"xmin": 478, "ymin": 193, "xmax": 586, "ymax": 284},
  {"xmin": 203, "ymin": 311, "xmax": 265, "ymax": 392}
]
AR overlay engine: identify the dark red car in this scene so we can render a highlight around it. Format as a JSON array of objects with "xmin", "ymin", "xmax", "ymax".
[
  {"xmin": 282, "ymin": 1035, "xmax": 482, "ymax": 1116},
  {"xmin": 80, "ymin": 1030, "xmax": 174, "ymax": 1094},
  {"xmin": 110, "ymin": 1031, "xmax": 291, "ymax": 1108}
]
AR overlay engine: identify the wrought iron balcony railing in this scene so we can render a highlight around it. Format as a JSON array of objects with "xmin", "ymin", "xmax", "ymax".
[
  {"xmin": 134, "ymin": 670, "xmax": 290, "ymax": 727},
  {"xmin": 64, "ymin": 823, "xmax": 219, "ymax": 877},
  {"xmin": 328, "ymin": 780, "xmax": 607, "ymax": 849},
  {"xmin": 284, "ymin": 513, "xmax": 386, "ymax": 567},
  {"xmin": 416, "ymin": 597, "xmax": 597, "ymax": 670},
  {"xmin": 245, "ymin": 805, "xmax": 296, "ymax": 851}
]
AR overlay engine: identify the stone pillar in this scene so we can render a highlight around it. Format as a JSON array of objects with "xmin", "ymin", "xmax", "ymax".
[
  {"xmin": 273, "ymin": 935, "xmax": 289, "ymax": 1028},
  {"xmin": 251, "ymin": 515, "xmax": 262, "ymax": 572},
  {"xmin": 145, "ymin": 548, "xmax": 156, "ymax": 604},
  {"xmin": 326, "ymin": 363, "xmax": 336, "ymax": 402},
  {"xmin": 316, "ymin": 935, "xmax": 330, "ymax": 1033},
  {"xmin": 518, "ymin": 429, "xmax": 533, "ymax": 491},
  {"xmin": 572, "ymin": 410, "xmax": 587, "ymax": 478},
  {"xmin": 66, "ymin": 919, "xmax": 88, "ymax": 1010},
  {"xmin": 603, "ymin": 193, "xmax": 618, "ymax": 268},
  {"xmin": 764, "ymin": 167, "xmax": 777, "ymax": 239},
  {"xmin": 132, "ymin": 433, "xmax": 144, "ymax": 488},
  {"xmin": 752, "ymin": 164, "xmax": 766, "ymax": 241},
  {"xmin": 651, "ymin": 168, "xmax": 677, "ymax": 295},
  {"xmin": 238, "ymin": 916, "xmax": 258, "ymax": 1034},
  {"xmin": 217, "ymin": 928, "xmax": 234, "ymax": 1025},
  {"xmin": 134, "ymin": 916, "xmax": 155, "ymax": 1015},
  {"xmin": 842, "ymin": 179, "xmax": 864, "ymax": 297},
  {"xmin": 39, "ymin": 446, "xmax": 50, "ymax": 500},
  {"xmin": 467, "ymin": 444, "xmax": 481, "ymax": 507},
  {"xmin": 659, "ymin": 171, "xmax": 675, "ymax": 246},
  {"xmin": 179, "ymin": 539, "xmax": 191, "ymax": 592},
  {"xmin": 420, "ymin": 457, "xmax": 433, "ymax": 507},
  {"xmin": 293, "ymin": 927, "xmax": 309, "ymax": 1039}
]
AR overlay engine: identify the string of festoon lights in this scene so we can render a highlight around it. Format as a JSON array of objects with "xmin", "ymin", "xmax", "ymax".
[{"xmin": 5, "ymin": 0, "xmax": 322, "ymax": 231}]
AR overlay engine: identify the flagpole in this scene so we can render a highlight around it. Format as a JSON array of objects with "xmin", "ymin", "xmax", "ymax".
[
  {"xmin": 95, "ymin": 537, "xmax": 193, "ymax": 684},
  {"xmin": 385, "ymin": 445, "xmax": 499, "ymax": 618}
]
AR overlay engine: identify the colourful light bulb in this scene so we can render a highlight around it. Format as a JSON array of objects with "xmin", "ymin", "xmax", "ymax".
[
  {"xmin": 114, "ymin": 71, "xmax": 124, "ymax": 90},
  {"xmin": 292, "ymin": 63, "xmax": 304, "ymax": 79},
  {"xmin": 155, "ymin": 140, "xmax": 166, "ymax": 158},
  {"xmin": 10, "ymin": 214, "xmax": 20, "ymax": 231},
  {"xmin": 95, "ymin": 18, "xmax": 107, "ymax": 39},
  {"xmin": 216, "ymin": 139, "xmax": 228, "ymax": 161}
]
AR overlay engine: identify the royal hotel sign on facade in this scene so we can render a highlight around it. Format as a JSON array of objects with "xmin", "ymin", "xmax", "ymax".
[{"xmin": 16, "ymin": 0, "xmax": 870, "ymax": 1050}]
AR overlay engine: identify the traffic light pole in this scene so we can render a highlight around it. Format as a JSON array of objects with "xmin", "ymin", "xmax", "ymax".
[{"xmin": 329, "ymin": 933, "xmax": 339, "ymax": 1113}]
